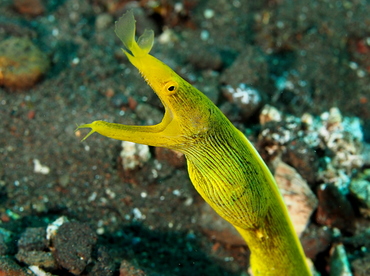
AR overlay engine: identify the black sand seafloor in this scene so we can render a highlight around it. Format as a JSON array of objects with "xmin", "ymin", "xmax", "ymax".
[{"xmin": 0, "ymin": 0, "xmax": 369, "ymax": 275}]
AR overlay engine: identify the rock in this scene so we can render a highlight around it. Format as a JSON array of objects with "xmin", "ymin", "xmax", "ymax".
[
  {"xmin": 282, "ymin": 140, "xmax": 319, "ymax": 185},
  {"xmin": 300, "ymin": 224, "xmax": 333, "ymax": 260},
  {"xmin": 351, "ymin": 254, "xmax": 370, "ymax": 276},
  {"xmin": 198, "ymin": 203, "xmax": 245, "ymax": 246},
  {"xmin": 0, "ymin": 37, "xmax": 49, "ymax": 90},
  {"xmin": 349, "ymin": 169, "xmax": 370, "ymax": 210},
  {"xmin": 342, "ymin": 228, "xmax": 370, "ymax": 250},
  {"xmin": 13, "ymin": 0, "xmax": 44, "ymax": 17},
  {"xmin": 0, "ymin": 228, "xmax": 13, "ymax": 256},
  {"xmin": 15, "ymin": 249, "xmax": 56, "ymax": 269},
  {"xmin": 329, "ymin": 244, "xmax": 352, "ymax": 276},
  {"xmin": 0, "ymin": 256, "xmax": 30, "ymax": 276},
  {"xmin": 52, "ymin": 222, "xmax": 97, "ymax": 275},
  {"xmin": 362, "ymin": 143, "xmax": 370, "ymax": 167},
  {"xmin": 119, "ymin": 260, "xmax": 147, "ymax": 276},
  {"xmin": 221, "ymin": 83, "xmax": 262, "ymax": 120},
  {"xmin": 155, "ymin": 147, "xmax": 185, "ymax": 168},
  {"xmin": 0, "ymin": 237, "xmax": 7, "ymax": 255},
  {"xmin": 316, "ymin": 183, "xmax": 356, "ymax": 233},
  {"xmin": 17, "ymin": 227, "xmax": 47, "ymax": 251},
  {"xmin": 87, "ymin": 246, "xmax": 114, "ymax": 276},
  {"xmin": 274, "ymin": 161, "xmax": 318, "ymax": 237}
]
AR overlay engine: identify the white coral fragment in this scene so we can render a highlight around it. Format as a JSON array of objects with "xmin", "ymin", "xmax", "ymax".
[{"xmin": 120, "ymin": 141, "xmax": 151, "ymax": 170}]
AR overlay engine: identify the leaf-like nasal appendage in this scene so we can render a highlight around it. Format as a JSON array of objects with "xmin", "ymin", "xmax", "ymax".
[
  {"xmin": 115, "ymin": 10, "xmax": 136, "ymax": 51},
  {"xmin": 115, "ymin": 10, "xmax": 154, "ymax": 57},
  {"xmin": 138, "ymin": 29, "xmax": 154, "ymax": 54}
]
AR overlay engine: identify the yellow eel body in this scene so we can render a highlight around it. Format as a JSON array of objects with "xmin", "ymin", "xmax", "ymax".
[{"xmin": 77, "ymin": 11, "xmax": 311, "ymax": 275}]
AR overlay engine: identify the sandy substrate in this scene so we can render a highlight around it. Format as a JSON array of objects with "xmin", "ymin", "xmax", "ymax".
[{"xmin": 0, "ymin": 0, "xmax": 369, "ymax": 275}]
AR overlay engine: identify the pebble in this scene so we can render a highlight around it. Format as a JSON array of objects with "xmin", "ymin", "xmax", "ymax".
[
  {"xmin": 52, "ymin": 222, "xmax": 97, "ymax": 275},
  {"xmin": 155, "ymin": 147, "xmax": 185, "ymax": 168},
  {"xmin": 300, "ymin": 224, "xmax": 333, "ymax": 259},
  {"xmin": 120, "ymin": 260, "xmax": 146, "ymax": 276},
  {"xmin": 274, "ymin": 161, "xmax": 318, "ymax": 237},
  {"xmin": 316, "ymin": 184, "xmax": 355, "ymax": 232},
  {"xmin": 0, "ymin": 37, "xmax": 49, "ymax": 90},
  {"xmin": 0, "ymin": 229, "xmax": 10, "ymax": 255},
  {"xmin": 222, "ymin": 83, "xmax": 262, "ymax": 120},
  {"xmin": 87, "ymin": 246, "xmax": 114, "ymax": 276},
  {"xmin": 282, "ymin": 140, "xmax": 319, "ymax": 185},
  {"xmin": 198, "ymin": 203, "xmax": 245, "ymax": 246},
  {"xmin": 349, "ymin": 170, "xmax": 370, "ymax": 210},
  {"xmin": 13, "ymin": 0, "xmax": 44, "ymax": 17},
  {"xmin": 16, "ymin": 250, "xmax": 56, "ymax": 270},
  {"xmin": 351, "ymin": 254, "xmax": 370, "ymax": 276},
  {"xmin": 0, "ymin": 256, "xmax": 30, "ymax": 276},
  {"xmin": 17, "ymin": 227, "xmax": 47, "ymax": 251},
  {"xmin": 329, "ymin": 244, "xmax": 352, "ymax": 276}
]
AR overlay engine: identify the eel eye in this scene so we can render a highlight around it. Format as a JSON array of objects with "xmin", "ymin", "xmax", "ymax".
[{"xmin": 164, "ymin": 81, "xmax": 178, "ymax": 94}]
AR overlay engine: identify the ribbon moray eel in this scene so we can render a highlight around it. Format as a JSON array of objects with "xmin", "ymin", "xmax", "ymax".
[{"xmin": 77, "ymin": 11, "xmax": 312, "ymax": 275}]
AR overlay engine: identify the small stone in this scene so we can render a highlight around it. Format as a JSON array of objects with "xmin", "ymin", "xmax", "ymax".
[
  {"xmin": 119, "ymin": 260, "xmax": 146, "ymax": 276},
  {"xmin": 17, "ymin": 227, "xmax": 47, "ymax": 251},
  {"xmin": 282, "ymin": 140, "xmax": 319, "ymax": 185},
  {"xmin": 155, "ymin": 147, "xmax": 185, "ymax": 168},
  {"xmin": 342, "ymin": 228, "xmax": 370, "ymax": 250},
  {"xmin": 221, "ymin": 83, "xmax": 262, "ymax": 119},
  {"xmin": 13, "ymin": 0, "xmax": 44, "ymax": 17},
  {"xmin": 316, "ymin": 184, "xmax": 355, "ymax": 232},
  {"xmin": 351, "ymin": 254, "xmax": 370, "ymax": 276},
  {"xmin": 87, "ymin": 246, "xmax": 114, "ymax": 276},
  {"xmin": 95, "ymin": 14, "xmax": 113, "ymax": 31},
  {"xmin": 198, "ymin": 203, "xmax": 245, "ymax": 246},
  {"xmin": 0, "ymin": 227, "xmax": 13, "ymax": 244},
  {"xmin": 349, "ymin": 173, "xmax": 370, "ymax": 209},
  {"xmin": 52, "ymin": 222, "xmax": 97, "ymax": 275},
  {"xmin": 274, "ymin": 161, "xmax": 318, "ymax": 237},
  {"xmin": 300, "ymin": 224, "xmax": 333, "ymax": 260},
  {"xmin": 0, "ymin": 234, "xmax": 8, "ymax": 255},
  {"xmin": 0, "ymin": 37, "xmax": 49, "ymax": 90},
  {"xmin": 329, "ymin": 244, "xmax": 352, "ymax": 276},
  {"xmin": 0, "ymin": 256, "xmax": 30, "ymax": 276},
  {"xmin": 58, "ymin": 174, "xmax": 70, "ymax": 188},
  {"xmin": 15, "ymin": 249, "xmax": 56, "ymax": 269}
]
